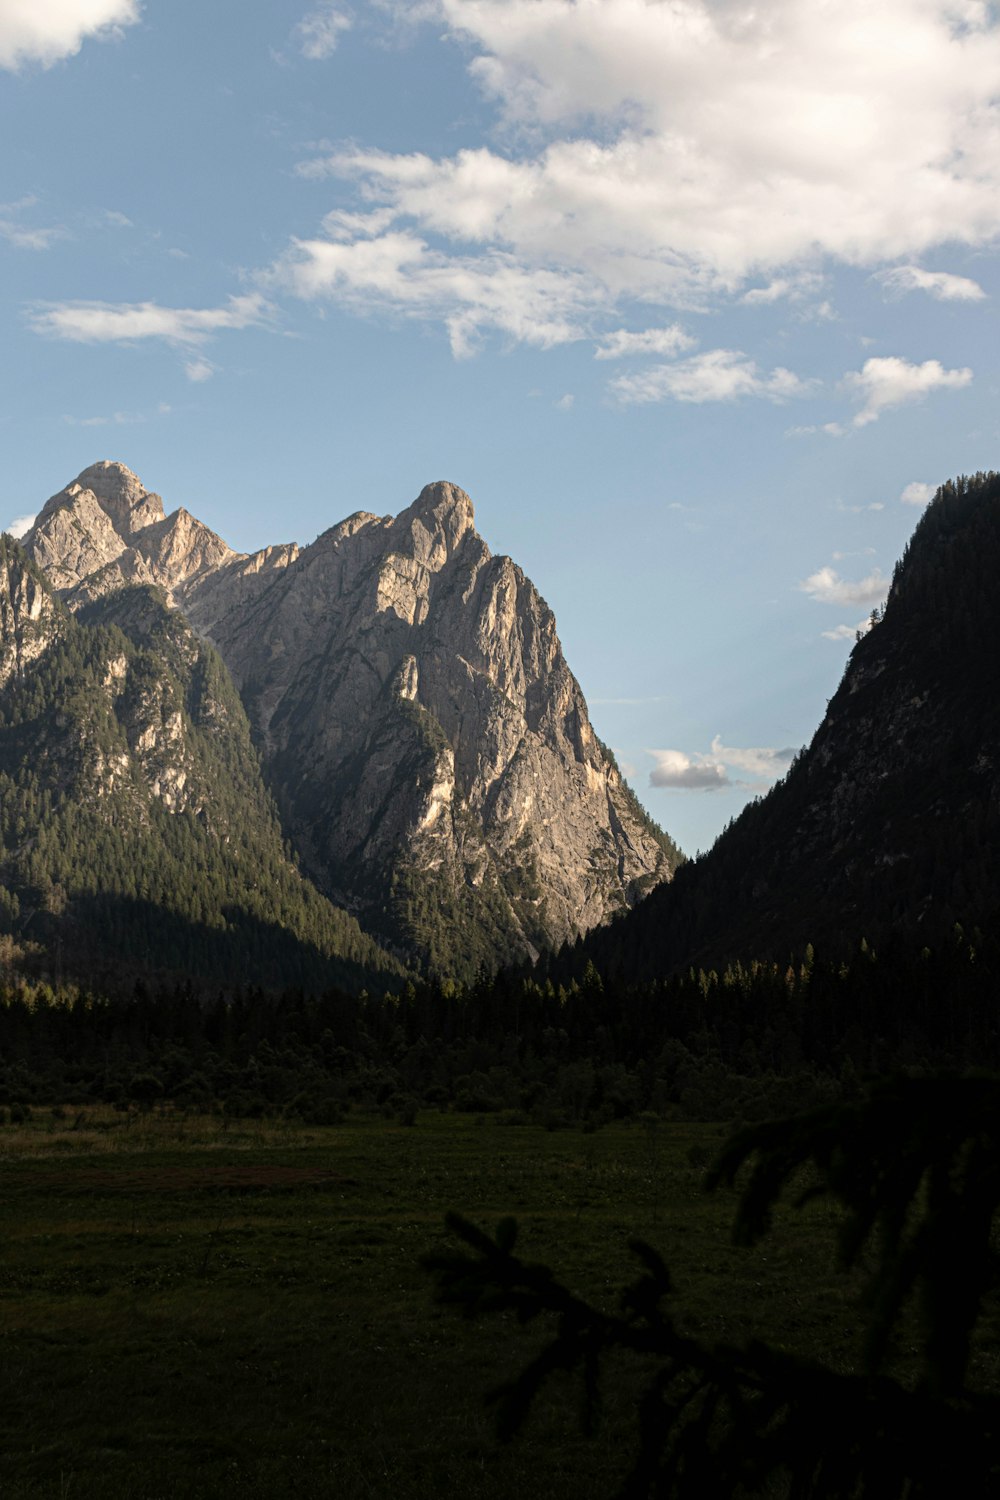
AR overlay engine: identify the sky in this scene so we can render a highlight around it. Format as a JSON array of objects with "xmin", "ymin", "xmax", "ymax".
[{"xmin": 1, "ymin": 0, "xmax": 998, "ymax": 856}]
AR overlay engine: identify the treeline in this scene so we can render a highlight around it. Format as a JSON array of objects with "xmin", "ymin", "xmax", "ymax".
[{"xmin": 0, "ymin": 925, "xmax": 996, "ymax": 1124}]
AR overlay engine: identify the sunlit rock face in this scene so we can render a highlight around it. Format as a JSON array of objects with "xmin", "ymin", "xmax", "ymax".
[
  {"xmin": 0, "ymin": 537, "xmax": 64, "ymax": 689},
  {"xmin": 28, "ymin": 461, "xmax": 297, "ymax": 616},
  {"xmin": 24, "ymin": 467, "xmax": 678, "ymax": 975}
]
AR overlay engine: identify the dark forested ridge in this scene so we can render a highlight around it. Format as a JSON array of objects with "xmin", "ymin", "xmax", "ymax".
[
  {"xmin": 559, "ymin": 471, "xmax": 1000, "ymax": 985},
  {"xmin": 0, "ymin": 541, "xmax": 401, "ymax": 992}
]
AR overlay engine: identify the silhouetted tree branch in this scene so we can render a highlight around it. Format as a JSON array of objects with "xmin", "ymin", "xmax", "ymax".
[{"xmin": 424, "ymin": 1075, "xmax": 1000, "ymax": 1497}]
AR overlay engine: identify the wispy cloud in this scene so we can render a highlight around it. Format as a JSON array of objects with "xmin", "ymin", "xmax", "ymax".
[
  {"xmin": 799, "ymin": 565, "xmax": 889, "ymax": 607},
  {"xmin": 611, "ymin": 350, "xmax": 811, "ymax": 406},
  {"xmin": 61, "ymin": 402, "xmax": 171, "ymax": 428},
  {"xmin": 875, "ymin": 265, "xmax": 986, "ymax": 302},
  {"xmin": 0, "ymin": 0, "xmax": 139, "ymax": 71},
  {"xmin": 62, "ymin": 410, "xmax": 145, "ymax": 427},
  {"xmin": 844, "ymin": 356, "xmax": 972, "ymax": 428},
  {"xmin": 30, "ymin": 293, "xmax": 271, "ymax": 348},
  {"xmin": 266, "ymin": 231, "xmax": 589, "ymax": 357},
  {"xmin": 184, "ymin": 358, "xmax": 215, "ymax": 383},
  {"xmin": 594, "ymin": 325, "xmax": 695, "ymax": 360},
  {"xmin": 900, "ymin": 480, "xmax": 936, "ymax": 506},
  {"xmin": 708, "ymin": 737, "xmax": 795, "ymax": 783},
  {"xmin": 741, "ymin": 273, "xmax": 826, "ymax": 306},
  {"xmin": 822, "ymin": 617, "xmax": 873, "ymax": 642},
  {"xmin": 4, "ymin": 514, "xmax": 36, "ymax": 539},
  {"xmin": 294, "ymin": 4, "xmax": 351, "ymax": 60},
  {"xmin": 786, "ymin": 421, "xmax": 845, "ymax": 438},
  {"xmin": 0, "ymin": 198, "xmax": 63, "ymax": 250}
]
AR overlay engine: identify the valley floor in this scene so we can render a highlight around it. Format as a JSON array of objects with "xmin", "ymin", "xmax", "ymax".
[{"xmin": 4, "ymin": 1109, "xmax": 994, "ymax": 1499}]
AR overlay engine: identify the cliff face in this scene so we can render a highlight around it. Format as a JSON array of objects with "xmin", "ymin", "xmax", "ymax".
[
  {"xmin": 0, "ymin": 537, "xmax": 64, "ymax": 689},
  {"xmin": 0, "ymin": 546, "xmax": 399, "ymax": 991},
  {"xmin": 203, "ymin": 480, "xmax": 675, "ymax": 972},
  {"xmin": 22, "ymin": 464, "xmax": 677, "ymax": 976}
]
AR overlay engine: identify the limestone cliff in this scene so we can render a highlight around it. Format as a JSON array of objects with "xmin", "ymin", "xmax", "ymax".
[
  {"xmin": 22, "ymin": 464, "xmax": 678, "ymax": 976},
  {"xmin": 0, "ymin": 537, "xmax": 64, "ymax": 689}
]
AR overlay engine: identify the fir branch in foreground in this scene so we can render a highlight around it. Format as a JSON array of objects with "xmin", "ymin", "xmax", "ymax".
[{"xmin": 424, "ymin": 1075, "xmax": 1000, "ymax": 1498}]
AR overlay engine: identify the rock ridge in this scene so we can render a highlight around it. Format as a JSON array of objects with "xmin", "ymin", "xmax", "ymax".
[{"xmin": 21, "ymin": 464, "xmax": 679, "ymax": 977}]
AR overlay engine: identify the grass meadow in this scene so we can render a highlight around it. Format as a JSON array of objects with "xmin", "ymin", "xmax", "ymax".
[{"xmin": 0, "ymin": 1107, "xmax": 949, "ymax": 1499}]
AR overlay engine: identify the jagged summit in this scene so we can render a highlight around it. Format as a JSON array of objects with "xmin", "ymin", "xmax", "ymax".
[
  {"xmin": 21, "ymin": 462, "xmax": 678, "ymax": 977},
  {"xmin": 402, "ymin": 480, "xmax": 476, "ymax": 549},
  {"xmin": 34, "ymin": 460, "xmax": 165, "ymax": 543},
  {"xmin": 25, "ymin": 462, "xmax": 294, "ymax": 615},
  {"xmin": 75, "ymin": 459, "xmax": 150, "ymax": 509}
]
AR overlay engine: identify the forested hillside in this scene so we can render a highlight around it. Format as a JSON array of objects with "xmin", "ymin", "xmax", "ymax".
[
  {"xmin": 0, "ymin": 541, "xmax": 400, "ymax": 992},
  {"xmin": 556, "ymin": 471, "xmax": 1000, "ymax": 984}
]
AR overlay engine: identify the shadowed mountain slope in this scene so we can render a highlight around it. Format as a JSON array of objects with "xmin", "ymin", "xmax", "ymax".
[
  {"xmin": 564, "ymin": 471, "xmax": 1000, "ymax": 982},
  {"xmin": 0, "ymin": 537, "xmax": 401, "ymax": 992}
]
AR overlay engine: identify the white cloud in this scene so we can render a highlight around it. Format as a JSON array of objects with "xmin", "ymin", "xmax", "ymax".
[
  {"xmin": 184, "ymin": 358, "xmax": 215, "ymax": 383},
  {"xmin": 799, "ymin": 565, "xmax": 889, "ymax": 607},
  {"xmin": 0, "ymin": 197, "xmax": 62, "ymax": 250},
  {"xmin": 741, "ymin": 273, "xmax": 827, "ymax": 307},
  {"xmin": 708, "ymin": 737, "xmax": 795, "ymax": 783},
  {"xmin": 30, "ymin": 293, "xmax": 271, "ymax": 347},
  {"xmin": 822, "ymin": 617, "xmax": 873, "ymax": 642},
  {"xmin": 0, "ymin": 0, "xmax": 139, "ymax": 71},
  {"xmin": 267, "ymin": 231, "xmax": 589, "ymax": 356},
  {"xmin": 5, "ymin": 514, "xmax": 36, "ymax": 539},
  {"xmin": 876, "ymin": 265, "xmax": 987, "ymax": 302},
  {"xmin": 648, "ymin": 736, "xmax": 795, "ymax": 792},
  {"xmin": 900, "ymin": 480, "xmax": 936, "ymax": 506},
  {"xmin": 786, "ymin": 421, "xmax": 845, "ymax": 438},
  {"xmin": 294, "ymin": 4, "xmax": 351, "ymax": 60},
  {"xmin": 554, "ymin": 392, "xmax": 574, "ymax": 411},
  {"xmin": 0, "ymin": 219, "xmax": 60, "ymax": 250},
  {"xmin": 649, "ymin": 749, "xmax": 730, "ymax": 792},
  {"xmin": 594, "ymin": 325, "xmax": 695, "ymax": 360},
  {"xmin": 62, "ymin": 409, "xmax": 143, "ymax": 426},
  {"xmin": 611, "ymin": 349, "xmax": 811, "ymax": 406},
  {"xmin": 845, "ymin": 356, "xmax": 973, "ymax": 427},
  {"xmin": 277, "ymin": 1, "xmax": 1000, "ymax": 351}
]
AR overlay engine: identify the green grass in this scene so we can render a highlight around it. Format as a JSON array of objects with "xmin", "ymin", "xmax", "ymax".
[{"xmin": 0, "ymin": 1108, "xmax": 905, "ymax": 1498}]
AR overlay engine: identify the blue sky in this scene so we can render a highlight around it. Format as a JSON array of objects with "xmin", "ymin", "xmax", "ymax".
[{"xmin": 2, "ymin": 0, "xmax": 998, "ymax": 855}]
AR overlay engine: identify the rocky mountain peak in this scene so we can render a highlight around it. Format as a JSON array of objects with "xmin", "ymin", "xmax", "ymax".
[
  {"xmin": 399, "ymin": 481, "xmax": 476, "ymax": 555},
  {"xmin": 203, "ymin": 476, "xmax": 677, "ymax": 974},
  {"xmin": 37, "ymin": 460, "xmax": 166, "ymax": 538},
  {"xmin": 76, "ymin": 459, "xmax": 149, "ymax": 510},
  {"xmin": 20, "ymin": 463, "xmax": 679, "ymax": 977}
]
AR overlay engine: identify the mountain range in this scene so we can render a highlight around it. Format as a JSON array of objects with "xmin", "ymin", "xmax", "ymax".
[
  {"xmin": 7, "ymin": 459, "xmax": 997, "ymax": 996},
  {"xmin": 7, "ymin": 461, "xmax": 677, "ymax": 984}
]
